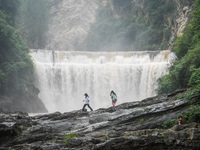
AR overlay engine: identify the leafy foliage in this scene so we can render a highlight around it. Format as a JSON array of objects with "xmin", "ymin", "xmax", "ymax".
[
  {"xmin": 0, "ymin": 0, "xmax": 20, "ymax": 25},
  {"xmin": 81, "ymin": 0, "xmax": 175, "ymax": 51},
  {"xmin": 0, "ymin": 0, "xmax": 34, "ymax": 95},
  {"xmin": 162, "ymin": 105, "xmax": 200, "ymax": 129},
  {"xmin": 189, "ymin": 68, "xmax": 200, "ymax": 95},
  {"xmin": 63, "ymin": 133, "xmax": 76, "ymax": 140},
  {"xmin": 157, "ymin": 0, "xmax": 200, "ymax": 94},
  {"xmin": 173, "ymin": 28, "xmax": 193, "ymax": 59},
  {"xmin": 18, "ymin": 0, "xmax": 50, "ymax": 49},
  {"xmin": 63, "ymin": 133, "xmax": 76, "ymax": 146},
  {"xmin": 175, "ymin": 90, "xmax": 195, "ymax": 100},
  {"xmin": 132, "ymin": 110, "xmax": 143, "ymax": 115},
  {"xmin": 157, "ymin": 57, "xmax": 191, "ymax": 94},
  {"xmin": 161, "ymin": 118, "xmax": 178, "ymax": 129},
  {"xmin": 105, "ymin": 134, "xmax": 109, "ymax": 140},
  {"xmin": 183, "ymin": 106, "xmax": 200, "ymax": 123}
]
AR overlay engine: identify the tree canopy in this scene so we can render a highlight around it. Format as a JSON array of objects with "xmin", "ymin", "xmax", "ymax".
[
  {"xmin": 157, "ymin": 0, "xmax": 200, "ymax": 95},
  {"xmin": 0, "ymin": 0, "xmax": 34, "ymax": 95},
  {"xmin": 81, "ymin": 0, "xmax": 175, "ymax": 51}
]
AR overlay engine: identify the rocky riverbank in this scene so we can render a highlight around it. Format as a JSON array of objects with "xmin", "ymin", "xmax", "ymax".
[{"xmin": 0, "ymin": 90, "xmax": 200, "ymax": 150}]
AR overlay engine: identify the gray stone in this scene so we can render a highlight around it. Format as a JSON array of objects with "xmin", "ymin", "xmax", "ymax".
[{"xmin": 1, "ymin": 90, "xmax": 200, "ymax": 149}]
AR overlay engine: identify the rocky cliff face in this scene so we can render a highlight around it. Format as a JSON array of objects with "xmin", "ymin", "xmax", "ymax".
[
  {"xmin": 44, "ymin": 0, "xmax": 98, "ymax": 51},
  {"xmin": 169, "ymin": 0, "xmax": 194, "ymax": 47},
  {"xmin": 44, "ymin": 0, "xmax": 195, "ymax": 51},
  {"xmin": 0, "ymin": 85, "xmax": 47, "ymax": 113},
  {"xmin": 1, "ymin": 90, "xmax": 200, "ymax": 149}
]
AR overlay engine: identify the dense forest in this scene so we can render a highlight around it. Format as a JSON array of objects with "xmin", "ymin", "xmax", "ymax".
[
  {"xmin": 0, "ymin": 0, "xmax": 47, "ymax": 112},
  {"xmin": 0, "ymin": 0, "xmax": 34, "ymax": 95},
  {"xmin": 157, "ymin": 0, "xmax": 200, "ymax": 98},
  {"xmin": 81, "ymin": 0, "xmax": 176, "ymax": 51},
  {"xmin": 17, "ymin": 0, "xmax": 49, "ymax": 49},
  {"xmin": 0, "ymin": 0, "xmax": 49, "ymax": 95}
]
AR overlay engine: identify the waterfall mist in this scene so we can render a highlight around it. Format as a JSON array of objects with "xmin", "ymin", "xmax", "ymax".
[{"xmin": 30, "ymin": 50, "xmax": 175, "ymax": 113}]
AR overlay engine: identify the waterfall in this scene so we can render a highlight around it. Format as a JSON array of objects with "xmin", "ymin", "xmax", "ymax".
[{"xmin": 29, "ymin": 50, "xmax": 175, "ymax": 113}]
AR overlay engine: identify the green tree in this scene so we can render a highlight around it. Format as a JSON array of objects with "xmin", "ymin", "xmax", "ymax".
[
  {"xmin": 0, "ymin": 0, "xmax": 34, "ymax": 95},
  {"xmin": 184, "ymin": 106, "xmax": 200, "ymax": 123},
  {"xmin": 82, "ymin": 0, "xmax": 175, "ymax": 51},
  {"xmin": 18, "ymin": 0, "xmax": 49, "ymax": 49},
  {"xmin": 161, "ymin": 106, "xmax": 200, "ymax": 129},
  {"xmin": 0, "ymin": 0, "xmax": 20, "ymax": 25},
  {"xmin": 157, "ymin": 0, "xmax": 200, "ymax": 94},
  {"xmin": 161, "ymin": 118, "xmax": 178, "ymax": 129},
  {"xmin": 189, "ymin": 67, "xmax": 200, "ymax": 95}
]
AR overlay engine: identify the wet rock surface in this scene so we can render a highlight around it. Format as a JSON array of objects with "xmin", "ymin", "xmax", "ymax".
[{"xmin": 0, "ymin": 91, "xmax": 200, "ymax": 150}]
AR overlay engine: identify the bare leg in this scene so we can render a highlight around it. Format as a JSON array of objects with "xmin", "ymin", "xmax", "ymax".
[
  {"xmin": 112, "ymin": 100, "xmax": 117, "ymax": 106},
  {"xmin": 112, "ymin": 101, "xmax": 115, "ymax": 106}
]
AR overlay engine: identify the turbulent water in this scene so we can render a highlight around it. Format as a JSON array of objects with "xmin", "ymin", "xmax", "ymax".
[{"xmin": 30, "ymin": 50, "xmax": 175, "ymax": 113}]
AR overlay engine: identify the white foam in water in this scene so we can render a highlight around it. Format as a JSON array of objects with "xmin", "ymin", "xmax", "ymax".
[{"xmin": 29, "ymin": 50, "xmax": 176, "ymax": 113}]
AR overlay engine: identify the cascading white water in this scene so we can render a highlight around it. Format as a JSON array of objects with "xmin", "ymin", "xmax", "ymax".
[{"xmin": 29, "ymin": 50, "xmax": 175, "ymax": 113}]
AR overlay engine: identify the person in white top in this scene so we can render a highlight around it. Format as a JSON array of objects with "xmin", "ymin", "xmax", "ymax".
[{"xmin": 82, "ymin": 93, "xmax": 93, "ymax": 111}]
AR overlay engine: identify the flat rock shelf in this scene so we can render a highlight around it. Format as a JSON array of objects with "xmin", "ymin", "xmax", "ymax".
[{"xmin": 0, "ymin": 90, "xmax": 200, "ymax": 150}]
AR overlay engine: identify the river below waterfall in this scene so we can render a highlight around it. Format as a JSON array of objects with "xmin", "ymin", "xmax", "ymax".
[{"xmin": 29, "ymin": 50, "xmax": 175, "ymax": 113}]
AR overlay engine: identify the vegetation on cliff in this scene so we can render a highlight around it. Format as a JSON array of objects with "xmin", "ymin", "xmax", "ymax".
[
  {"xmin": 162, "ymin": 105, "xmax": 200, "ymax": 129},
  {"xmin": 0, "ymin": 0, "xmax": 47, "ymax": 112},
  {"xmin": 18, "ymin": 0, "xmax": 49, "ymax": 49},
  {"xmin": 82, "ymin": 0, "xmax": 176, "ymax": 51},
  {"xmin": 0, "ymin": 0, "xmax": 34, "ymax": 96},
  {"xmin": 157, "ymin": 0, "xmax": 200, "ymax": 96}
]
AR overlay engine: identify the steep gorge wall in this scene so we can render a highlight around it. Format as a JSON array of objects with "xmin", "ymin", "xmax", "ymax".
[
  {"xmin": 44, "ymin": 0, "xmax": 98, "ymax": 51},
  {"xmin": 168, "ymin": 0, "xmax": 194, "ymax": 46},
  {"xmin": 44, "ymin": 0, "xmax": 195, "ymax": 51}
]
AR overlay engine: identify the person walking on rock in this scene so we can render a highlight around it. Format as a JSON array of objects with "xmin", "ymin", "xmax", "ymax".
[
  {"xmin": 82, "ymin": 93, "xmax": 93, "ymax": 111},
  {"xmin": 110, "ymin": 90, "xmax": 117, "ymax": 107}
]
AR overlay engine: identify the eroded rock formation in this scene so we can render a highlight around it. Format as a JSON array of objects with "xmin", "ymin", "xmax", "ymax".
[
  {"xmin": 0, "ymin": 90, "xmax": 200, "ymax": 149},
  {"xmin": 45, "ymin": 0, "xmax": 98, "ymax": 51},
  {"xmin": 44, "ymin": 0, "xmax": 195, "ymax": 51},
  {"xmin": 0, "ymin": 85, "xmax": 47, "ymax": 113}
]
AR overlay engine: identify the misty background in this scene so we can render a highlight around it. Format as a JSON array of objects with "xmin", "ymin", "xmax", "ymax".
[
  {"xmin": 0, "ymin": 0, "xmax": 193, "ymax": 113},
  {"xmin": 17, "ymin": 0, "xmax": 190, "ymax": 52}
]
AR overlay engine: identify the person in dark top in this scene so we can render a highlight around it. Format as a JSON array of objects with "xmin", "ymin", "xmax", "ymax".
[
  {"xmin": 177, "ymin": 116, "xmax": 185, "ymax": 125},
  {"xmin": 82, "ymin": 93, "xmax": 93, "ymax": 111}
]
